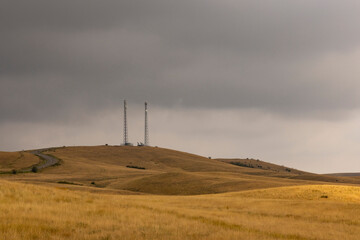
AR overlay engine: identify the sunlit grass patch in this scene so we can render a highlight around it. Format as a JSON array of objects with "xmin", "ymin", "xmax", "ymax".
[{"xmin": 1, "ymin": 181, "xmax": 359, "ymax": 240}]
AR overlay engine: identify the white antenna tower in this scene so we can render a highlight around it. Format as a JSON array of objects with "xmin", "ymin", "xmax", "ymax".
[{"xmin": 144, "ymin": 102, "xmax": 149, "ymax": 146}]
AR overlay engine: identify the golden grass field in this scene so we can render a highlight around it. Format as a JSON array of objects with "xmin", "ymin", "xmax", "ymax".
[
  {"xmin": 1, "ymin": 145, "xmax": 360, "ymax": 239},
  {"xmin": 1, "ymin": 180, "xmax": 359, "ymax": 240}
]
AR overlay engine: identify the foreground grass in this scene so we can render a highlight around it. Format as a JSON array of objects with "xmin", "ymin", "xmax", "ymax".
[{"xmin": 0, "ymin": 181, "xmax": 359, "ymax": 240}]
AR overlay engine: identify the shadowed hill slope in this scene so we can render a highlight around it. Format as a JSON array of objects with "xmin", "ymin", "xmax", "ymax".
[{"xmin": 1, "ymin": 146, "xmax": 359, "ymax": 195}]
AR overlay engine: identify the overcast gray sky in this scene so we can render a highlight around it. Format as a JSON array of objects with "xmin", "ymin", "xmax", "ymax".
[{"xmin": 2, "ymin": 0, "xmax": 360, "ymax": 173}]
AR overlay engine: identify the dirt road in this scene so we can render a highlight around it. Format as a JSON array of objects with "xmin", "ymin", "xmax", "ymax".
[{"xmin": 20, "ymin": 149, "xmax": 60, "ymax": 172}]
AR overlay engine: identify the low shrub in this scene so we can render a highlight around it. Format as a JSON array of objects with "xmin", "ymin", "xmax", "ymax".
[
  {"xmin": 126, "ymin": 165, "xmax": 145, "ymax": 170},
  {"xmin": 31, "ymin": 166, "xmax": 38, "ymax": 173}
]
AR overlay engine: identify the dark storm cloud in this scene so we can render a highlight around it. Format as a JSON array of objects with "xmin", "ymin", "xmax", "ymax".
[{"xmin": 2, "ymin": 0, "xmax": 360, "ymax": 123}]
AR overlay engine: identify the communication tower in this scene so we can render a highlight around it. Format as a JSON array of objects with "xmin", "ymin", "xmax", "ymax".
[
  {"xmin": 123, "ymin": 100, "xmax": 132, "ymax": 146},
  {"xmin": 144, "ymin": 102, "xmax": 149, "ymax": 146}
]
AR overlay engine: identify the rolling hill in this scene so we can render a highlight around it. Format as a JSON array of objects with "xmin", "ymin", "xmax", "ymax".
[
  {"xmin": 1, "ymin": 145, "xmax": 359, "ymax": 195},
  {"xmin": 1, "ymin": 145, "xmax": 360, "ymax": 239}
]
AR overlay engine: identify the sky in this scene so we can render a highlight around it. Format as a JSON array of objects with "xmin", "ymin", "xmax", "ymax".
[{"xmin": 1, "ymin": 0, "xmax": 360, "ymax": 173}]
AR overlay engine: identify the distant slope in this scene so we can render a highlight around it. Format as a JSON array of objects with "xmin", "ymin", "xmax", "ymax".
[
  {"xmin": 217, "ymin": 158, "xmax": 360, "ymax": 184},
  {"xmin": 327, "ymin": 172, "xmax": 360, "ymax": 177},
  {"xmin": 218, "ymin": 158, "xmax": 305, "ymax": 174},
  {"xmin": 1, "ymin": 145, "xmax": 359, "ymax": 195}
]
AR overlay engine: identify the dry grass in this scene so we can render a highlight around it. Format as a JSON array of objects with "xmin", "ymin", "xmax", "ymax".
[
  {"xmin": 3, "ymin": 146, "xmax": 358, "ymax": 195},
  {"xmin": 218, "ymin": 158, "xmax": 360, "ymax": 184},
  {"xmin": 0, "ymin": 180, "xmax": 359, "ymax": 240},
  {"xmin": 230, "ymin": 184, "xmax": 360, "ymax": 202},
  {"xmin": 0, "ymin": 152, "xmax": 40, "ymax": 172},
  {"xmin": 218, "ymin": 158, "xmax": 306, "ymax": 174}
]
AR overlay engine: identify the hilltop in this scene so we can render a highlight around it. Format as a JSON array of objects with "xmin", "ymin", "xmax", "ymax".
[{"xmin": 1, "ymin": 145, "xmax": 359, "ymax": 195}]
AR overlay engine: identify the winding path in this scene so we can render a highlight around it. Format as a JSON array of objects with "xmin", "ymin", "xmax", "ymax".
[
  {"xmin": 21, "ymin": 149, "xmax": 60, "ymax": 172},
  {"xmin": 31, "ymin": 149, "xmax": 60, "ymax": 169}
]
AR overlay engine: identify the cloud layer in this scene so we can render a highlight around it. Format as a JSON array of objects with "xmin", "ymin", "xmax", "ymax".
[{"xmin": 2, "ymin": 0, "xmax": 360, "ymax": 173}]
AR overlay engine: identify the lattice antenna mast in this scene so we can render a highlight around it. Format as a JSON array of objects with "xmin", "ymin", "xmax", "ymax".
[
  {"xmin": 123, "ymin": 100, "xmax": 128, "ymax": 145},
  {"xmin": 144, "ymin": 102, "xmax": 149, "ymax": 146}
]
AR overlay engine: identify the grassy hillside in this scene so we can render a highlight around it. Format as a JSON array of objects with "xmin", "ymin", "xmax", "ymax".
[
  {"xmin": 1, "ymin": 145, "xmax": 359, "ymax": 195},
  {"xmin": 218, "ymin": 158, "xmax": 305, "ymax": 174},
  {"xmin": 327, "ymin": 172, "xmax": 360, "ymax": 177},
  {"xmin": 0, "ymin": 151, "xmax": 40, "ymax": 172},
  {"xmin": 1, "ymin": 180, "xmax": 359, "ymax": 240},
  {"xmin": 218, "ymin": 158, "xmax": 360, "ymax": 184}
]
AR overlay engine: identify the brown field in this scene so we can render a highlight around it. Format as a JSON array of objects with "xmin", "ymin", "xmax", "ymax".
[
  {"xmin": 0, "ymin": 151, "xmax": 40, "ymax": 172},
  {"xmin": 0, "ymin": 180, "xmax": 359, "ymax": 240},
  {"xmin": 2, "ymin": 146, "xmax": 359, "ymax": 195}
]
